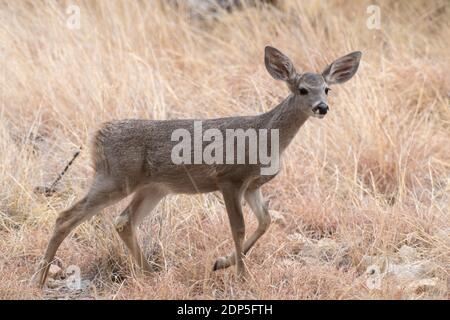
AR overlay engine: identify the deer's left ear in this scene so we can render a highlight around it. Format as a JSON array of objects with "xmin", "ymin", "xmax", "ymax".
[{"xmin": 322, "ymin": 51, "xmax": 362, "ymax": 85}]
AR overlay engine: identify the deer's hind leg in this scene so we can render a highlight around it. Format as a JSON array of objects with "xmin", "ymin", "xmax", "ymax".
[
  {"xmin": 35, "ymin": 175, "xmax": 129, "ymax": 288},
  {"xmin": 115, "ymin": 186, "xmax": 166, "ymax": 272}
]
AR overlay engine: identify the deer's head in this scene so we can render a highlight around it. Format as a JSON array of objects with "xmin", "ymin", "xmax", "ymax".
[{"xmin": 264, "ymin": 46, "xmax": 361, "ymax": 118}]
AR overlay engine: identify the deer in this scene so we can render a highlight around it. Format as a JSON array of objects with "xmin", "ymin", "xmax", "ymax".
[{"xmin": 35, "ymin": 46, "xmax": 361, "ymax": 287}]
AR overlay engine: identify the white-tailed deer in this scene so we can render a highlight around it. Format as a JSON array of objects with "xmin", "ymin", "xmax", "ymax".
[{"xmin": 35, "ymin": 46, "xmax": 361, "ymax": 287}]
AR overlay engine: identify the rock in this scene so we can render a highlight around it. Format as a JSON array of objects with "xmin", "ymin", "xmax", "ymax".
[
  {"xmin": 398, "ymin": 245, "xmax": 417, "ymax": 263},
  {"xmin": 269, "ymin": 210, "xmax": 286, "ymax": 226},
  {"xmin": 48, "ymin": 264, "xmax": 62, "ymax": 279},
  {"xmin": 366, "ymin": 264, "xmax": 381, "ymax": 277},
  {"xmin": 386, "ymin": 260, "xmax": 433, "ymax": 280},
  {"xmin": 359, "ymin": 253, "xmax": 444, "ymax": 296},
  {"xmin": 360, "ymin": 255, "xmax": 392, "ymax": 274},
  {"xmin": 365, "ymin": 264, "xmax": 383, "ymax": 290}
]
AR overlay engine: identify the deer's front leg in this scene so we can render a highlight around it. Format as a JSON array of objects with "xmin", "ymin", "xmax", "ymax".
[
  {"xmin": 213, "ymin": 187, "xmax": 271, "ymax": 272},
  {"xmin": 216, "ymin": 182, "xmax": 247, "ymax": 278}
]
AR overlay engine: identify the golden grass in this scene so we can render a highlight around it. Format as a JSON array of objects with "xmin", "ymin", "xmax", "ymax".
[{"xmin": 0, "ymin": 0, "xmax": 449, "ymax": 299}]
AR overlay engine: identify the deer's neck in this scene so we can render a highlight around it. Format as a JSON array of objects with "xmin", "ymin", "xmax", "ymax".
[{"xmin": 263, "ymin": 94, "xmax": 309, "ymax": 153}]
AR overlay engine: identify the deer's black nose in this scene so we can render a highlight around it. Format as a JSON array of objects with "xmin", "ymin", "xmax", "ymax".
[{"xmin": 317, "ymin": 102, "xmax": 329, "ymax": 115}]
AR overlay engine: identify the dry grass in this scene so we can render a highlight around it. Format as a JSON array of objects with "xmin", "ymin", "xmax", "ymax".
[{"xmin": 0, "ymin": 0, "xmax": 449, "ymax": 299}]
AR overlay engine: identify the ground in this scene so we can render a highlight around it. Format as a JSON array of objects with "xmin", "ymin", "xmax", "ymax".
[{"xmin": 0, "ymin": 0, "xmax": 449, "ymax": 299}]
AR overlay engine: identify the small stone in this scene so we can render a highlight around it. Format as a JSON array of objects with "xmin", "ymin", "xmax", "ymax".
[
  {"xmin": 48, "ymin": 264, "xmax": 62, "ymax": 279},
  {"xmin": 365, "ymin": 264, "xmax": 383, "ymax": 290},
  {"xmin": 366, "ymin": 276, "xmax": 382, "ymax": 290}
]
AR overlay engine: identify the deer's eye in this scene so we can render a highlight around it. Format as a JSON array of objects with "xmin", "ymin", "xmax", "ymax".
[
  {"xmin": 299, "ymin": 87, "xmax": 308, "ymax": 95},
  {"xmin": 325, "ymin": 88, "xmax": 330, "ymax": 95}
]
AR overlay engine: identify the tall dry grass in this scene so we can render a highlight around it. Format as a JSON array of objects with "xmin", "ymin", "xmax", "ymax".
[{"xmin": 0, "ymin": 0, "xmax": 449, "ymax": 299}]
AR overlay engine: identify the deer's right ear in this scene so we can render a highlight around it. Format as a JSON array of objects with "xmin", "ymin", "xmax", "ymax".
[
  {"xmin": 322, "ymin": 51, "xmax": 362, "ymax": 85},
  {"xmin": 264, "ymin": 46, "xmax": 296, "ymax": 82}
]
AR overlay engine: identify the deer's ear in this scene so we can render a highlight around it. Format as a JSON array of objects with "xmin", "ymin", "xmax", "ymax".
[
  {"xmin": 264, "ymin": 46, "xmax": 296, "ymax": 82},
  {"xmin": 322, "ymin": 51, "xmax": 362, "ymax": 85}
]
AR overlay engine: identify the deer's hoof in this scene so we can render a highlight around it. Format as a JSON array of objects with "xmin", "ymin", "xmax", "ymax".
[{"xmin": 213, "ymin": 256, "xmax": 230, "ymax": 271}]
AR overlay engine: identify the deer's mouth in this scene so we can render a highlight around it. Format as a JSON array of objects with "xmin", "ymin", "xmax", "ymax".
[
  {"xmin": 313, "ymin": 113, "xmax": 326, "ymax": 119},
  {"xmin": 312, "ymin": 109, "xmax": 327, "ymax": 118}
]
